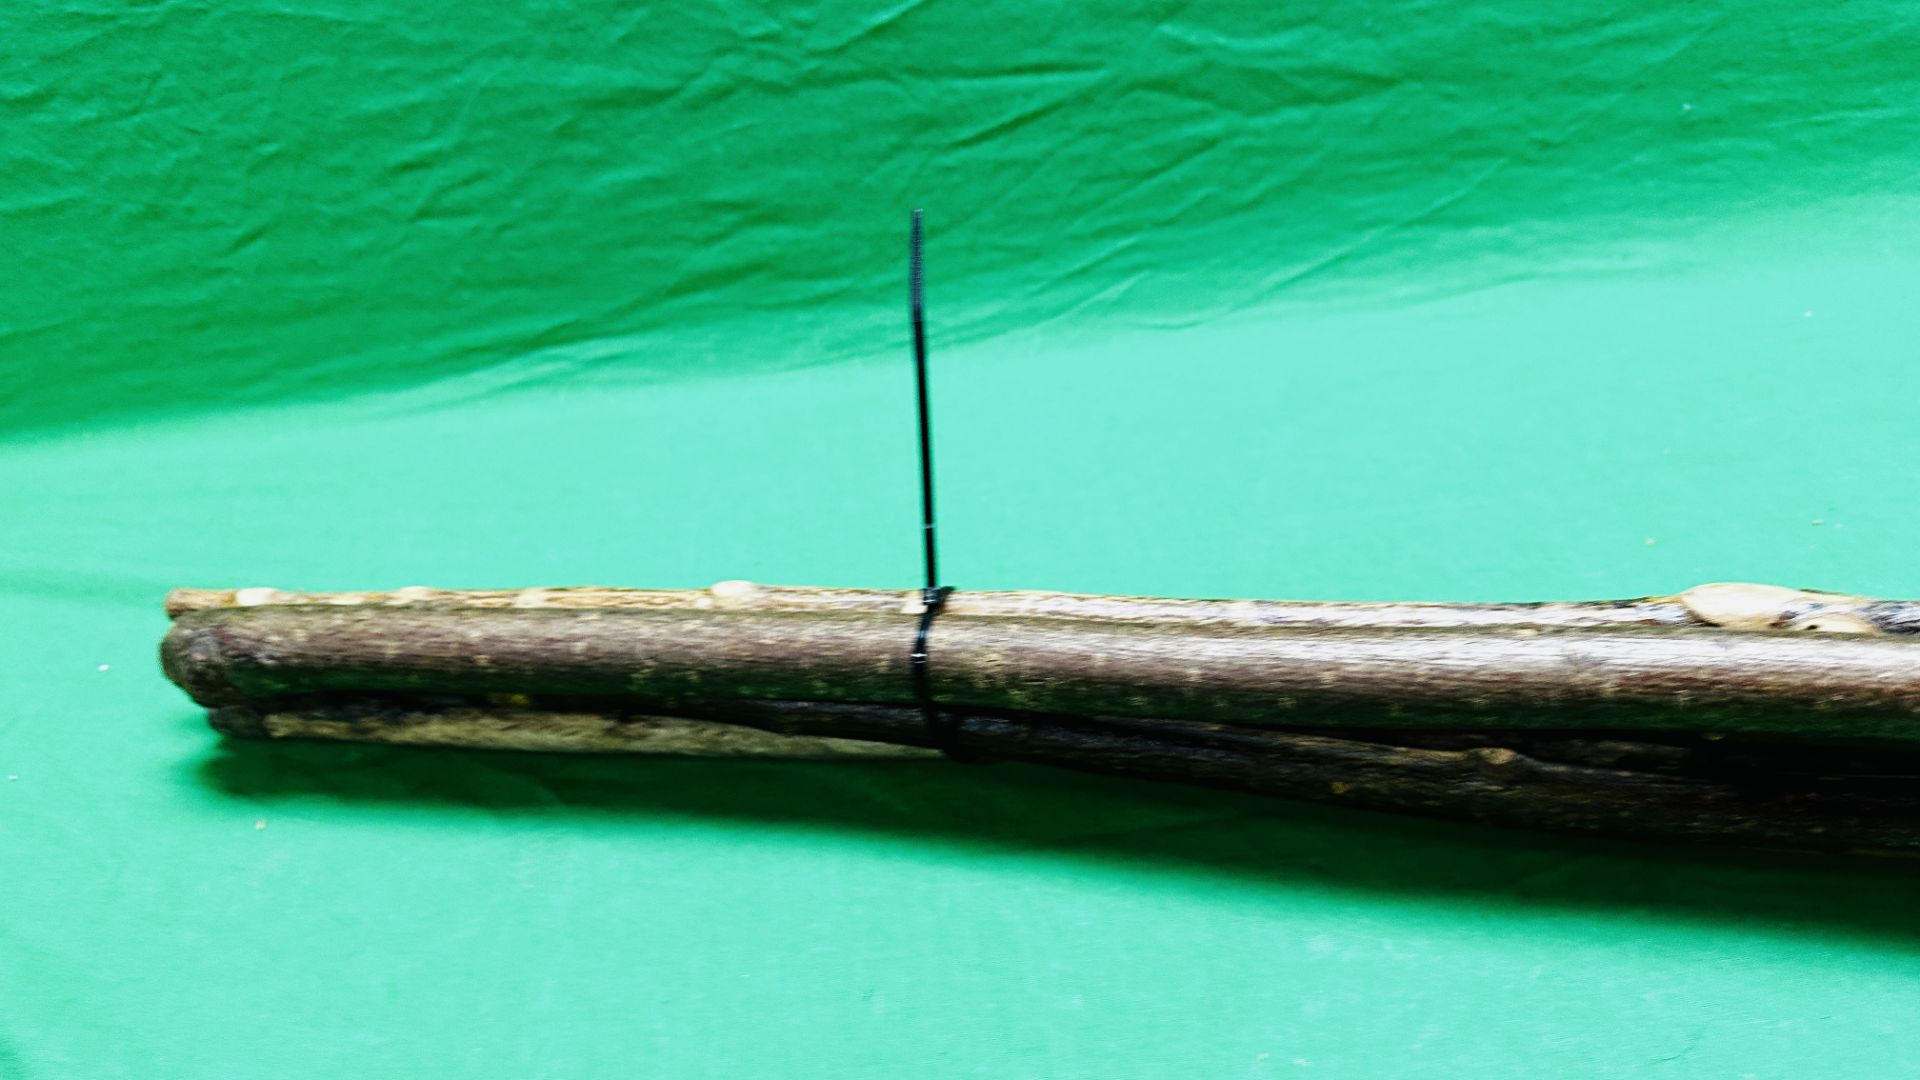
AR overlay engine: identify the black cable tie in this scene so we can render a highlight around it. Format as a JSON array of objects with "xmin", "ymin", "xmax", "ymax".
[
  {"xmin": 905, "ymin": 210, "xmax": 974, "ymax": 761},
  {"xmin": 911, "ymin": 584, "xmax": 965, "ymax": 756}
]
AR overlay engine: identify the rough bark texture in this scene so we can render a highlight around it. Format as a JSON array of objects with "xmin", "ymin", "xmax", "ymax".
[
  {"xmin": 164, "ymin": 580, "xmax": 1920, "ymax": 854},
  {"xmin": 163, "ymin": 580, "xmax": 1920, "ymax": 635},
  {"xmin": 210, "ymin": 700, "xmax": 931, "ymax": 758},
  {"xmin": 166, "ymin": 581, "xmax": 1697, "ymax": 629},
  {"xmin": 164, "ymin": 604, "xmax": 1920, "ymax": 737},
  {"xmin": 209, "ymin": 694, "xmax": 1920, "ymax": 856}
]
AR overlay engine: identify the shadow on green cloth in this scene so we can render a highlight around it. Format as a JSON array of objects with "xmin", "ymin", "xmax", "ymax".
[{"xmin": 192, "ymin": 715, "xmax": 1920, "ymax": 947}]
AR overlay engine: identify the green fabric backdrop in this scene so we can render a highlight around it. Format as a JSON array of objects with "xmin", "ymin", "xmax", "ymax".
[{"xmin": 6, "ymin": 1, "xmax": 1920, "ymax": 1075}]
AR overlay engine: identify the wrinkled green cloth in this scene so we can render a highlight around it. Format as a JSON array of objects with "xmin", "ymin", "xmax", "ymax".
[{"xmin": 5, "ymin": 2, "xmax": 1920, "ymax": 1076}]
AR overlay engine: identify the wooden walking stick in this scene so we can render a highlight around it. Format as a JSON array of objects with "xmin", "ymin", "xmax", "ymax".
[
  {"xmin": 162, "ymin": 578, "xmax": 1920, "ymax": 856},
  {"xmin": 156, "ymin": 216, "xmax": 1920, "ymax": 855}
]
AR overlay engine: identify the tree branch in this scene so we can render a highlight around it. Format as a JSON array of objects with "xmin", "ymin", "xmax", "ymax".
[
  {"xmin": 164, "ymin": 603, "xmax": 1920, "ymax": 738},
  {"xmin": 165, "ymin": 580, "xmax": 1920, "ymax": 635},
  {"xmin": 208, "ymin": 694, "xmax": 1920, "ymax": 856}
]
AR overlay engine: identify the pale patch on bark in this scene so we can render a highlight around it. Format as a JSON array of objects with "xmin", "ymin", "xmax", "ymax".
[{"xmin": 1680, "ymin": 582, "xmax": 1882, "ymax": 635}]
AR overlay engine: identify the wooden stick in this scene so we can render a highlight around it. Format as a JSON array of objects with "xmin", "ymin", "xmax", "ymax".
[
  {"xmin": 170, "ymin": 582, "xmax": 1920, "ymax": 853},
  {"xmin": 208, "ymin": 694, "xmax": 1920, "ymax": 856},
  {"xmin": 163, "ymin": 603, "xmax": 1920, "ymax": 738},
  {"xmin": 163, "ymin": 580, "xmax": 1920, "ymax": 635}
]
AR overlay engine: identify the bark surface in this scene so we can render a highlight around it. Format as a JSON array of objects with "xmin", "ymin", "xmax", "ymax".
[
  {"xmin": 165, "ymin": 604, "xmax": 1920, "ymax": 737},
  {"xmin": 211, "ymin": 694, "xmax": 1920, "ymax": 856}
]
